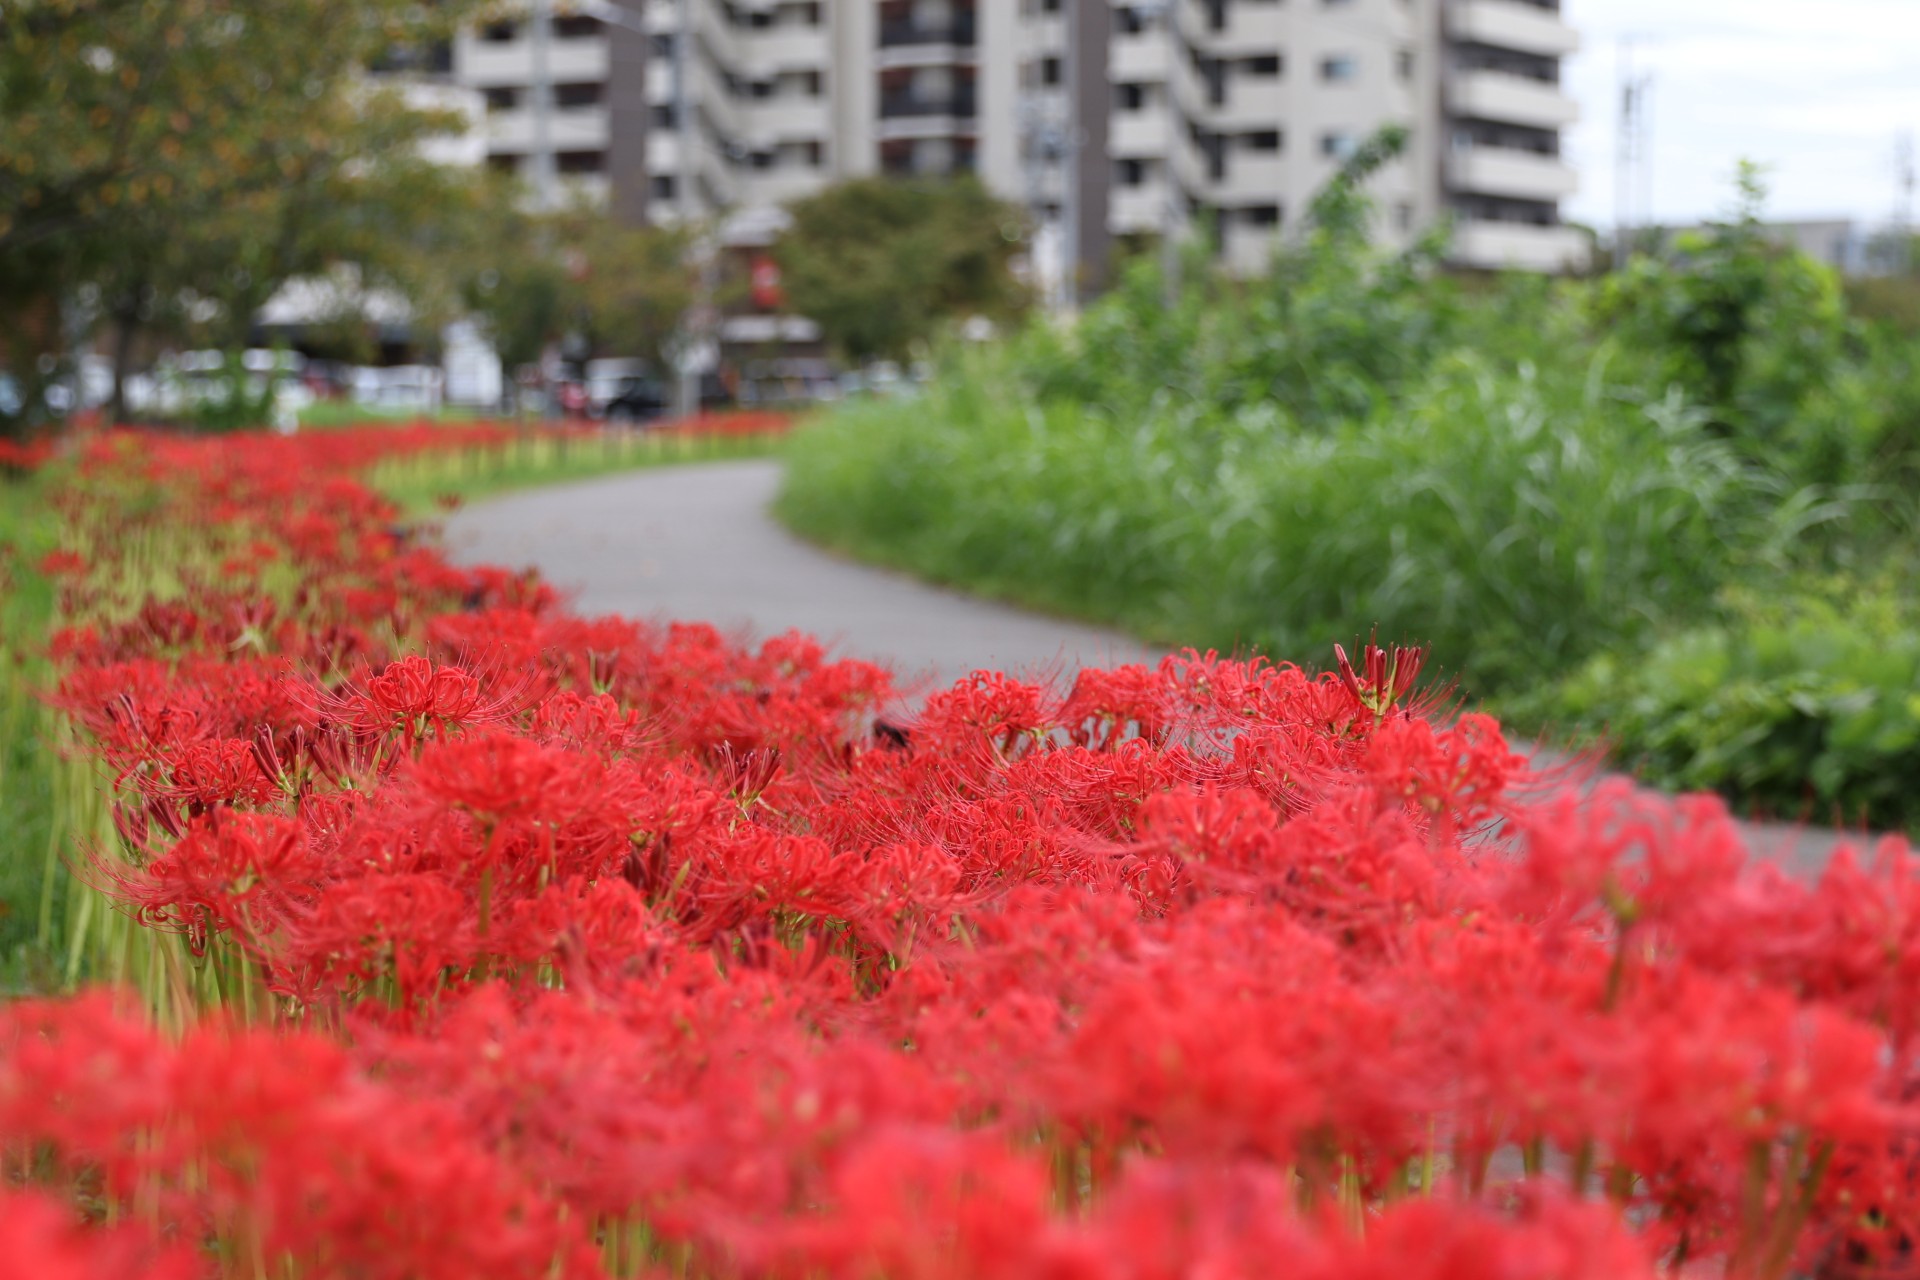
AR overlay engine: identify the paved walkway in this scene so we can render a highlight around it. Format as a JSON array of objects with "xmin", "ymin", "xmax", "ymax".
[
  {"xmin": 442, "ymin": 458, "xmax": 1160, "ymax": 697},
  {"xmin": 445, "ymin": 459, "xmax": 1872, "ymax": 876}
]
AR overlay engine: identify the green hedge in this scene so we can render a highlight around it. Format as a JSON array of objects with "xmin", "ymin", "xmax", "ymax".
[{"xmin": 1529, "ymin": 586, "xmax": 1920, "ymax": 832}]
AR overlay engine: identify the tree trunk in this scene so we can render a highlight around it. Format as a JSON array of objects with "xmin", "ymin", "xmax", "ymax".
[{"xmin": 108, "ymin": 290, "xmax": 143, "ymax": 426}]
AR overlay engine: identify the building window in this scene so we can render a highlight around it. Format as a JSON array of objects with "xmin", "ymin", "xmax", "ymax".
[
  {"xmin": 480, "ymin": 20, "xmax": 517, "ymax": 42},
  {"xmin": 1243, "ymin": 129, "xmax": 1281, "ymax": 152},
  {"xmin": 651, "ymin": 174, "xmax": 676, "ymax": 200},
  {"xmin": 1115, "ymin": 81, "xmax": 1149, "ymax": 111},
  {"xmin": 1321, "ymin": 56, "xmax": 1356, "ymax": 83},
  {"xmin": 557, "ymin": 150, "xmax": 605, "ymax": 174},
  {"xmin": 553, "ymin": 15, "xmax": 601, "ymax": 39},
  {"xmin": 555, "ymin": 82, "xmax": 602, "ymax": 109},
  {"xmin": 1040, "ymin": 56, "xmax": 1062, "ymax": 87},
  {"xmin": 483, "ymin": 86, "xmax": 519, "ymax": 112},
  {"xmin": 486, "ymin": 153, "xmax": 520, "ymax": 174},
  {"xmin": 651, "ymin": 103, "xmax": 678, "ymax": 129},
  {"xmin": 1117, "ymin": 157, "xmax": 1148, "ymax": 187},
  {"xmin": 1243, "ymin": 204, "xmax": 1281, "ymax": 227},
  {"xmin": 1321, "ymin": 132, "xmax": 1357, "ymax": 159},
  {"xmin": 649, "ymin": 33, "xmax": 676, "ymax": 58},
  {"xmin": 1241, "ymin": 54, "xmax": 1281, "ymax": 77}
]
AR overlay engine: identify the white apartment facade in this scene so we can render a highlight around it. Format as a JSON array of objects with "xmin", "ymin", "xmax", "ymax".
[{"xmin": 450, "ymin": 0, "xmax": 1583, "ymax": 284}]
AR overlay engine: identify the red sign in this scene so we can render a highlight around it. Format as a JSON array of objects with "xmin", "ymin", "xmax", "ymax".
[{"xmin": 750, "ymin": 255, "xmax": 784, "ymax": 310}]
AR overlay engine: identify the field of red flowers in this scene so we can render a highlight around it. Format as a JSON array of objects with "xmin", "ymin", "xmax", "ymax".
[{"xmin": 7, "ymin": 424, "xmax": 1920, "ymax": 1279}]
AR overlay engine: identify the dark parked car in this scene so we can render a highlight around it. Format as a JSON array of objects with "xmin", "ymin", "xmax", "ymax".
[{"xmin": 599, "ymin": 375, "xmax": 671, "ymax": 425}]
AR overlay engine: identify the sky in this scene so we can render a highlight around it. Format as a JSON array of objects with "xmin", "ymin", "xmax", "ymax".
[{"xmin": 1561, "ymin": 0, "xmax": 1920, "ymax": 230}]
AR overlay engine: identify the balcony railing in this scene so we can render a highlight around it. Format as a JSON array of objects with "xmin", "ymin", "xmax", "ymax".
[
  {"xmin": 879, "ymin": 14, "xmax": 977, "ymax": 48},
  {"xmin": 878, "ymin": 88, "xmax": 977, "ymax": 119}
]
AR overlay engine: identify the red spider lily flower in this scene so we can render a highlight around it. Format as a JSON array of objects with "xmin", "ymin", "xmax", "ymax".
[
  {"xmin": 33, "ymin": 425, "xmax": 1920, "ymax": 1278},
  {"xmin": 1334, "ymin": 639, "xmax": 1427, "ymax": 723},
  {"xmin": 0, "ymin": 1191, "xmax": 198, "ymax": 1280}
]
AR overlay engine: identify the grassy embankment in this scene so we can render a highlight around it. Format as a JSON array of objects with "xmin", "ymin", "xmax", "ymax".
[{"xmin": 0, "ymin": 419, "xmax": 787, "ymax": 992}]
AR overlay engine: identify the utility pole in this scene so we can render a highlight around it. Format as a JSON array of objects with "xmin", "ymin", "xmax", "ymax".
[
  {"xmin": 1896, "ymin": 130, "xmax": 1916, "ymax": 235},
  {"xmin": 1614, "ymin": 38, "xmax": 1653, "ymax": 266},
  {"xmin": 673, "ymin": 0, "xmax": 706, "ymax": 420},
  {"xmin": 1126, "ymin": 0, "xmax": 1180, "ymax": 307},
  {"xmin": 529, "ymin": 0, "xmax": 557, "ymax": 208},
  {"xmin": 1059, "ymin": 0, "xmax": 1080, "ymax": 312}
]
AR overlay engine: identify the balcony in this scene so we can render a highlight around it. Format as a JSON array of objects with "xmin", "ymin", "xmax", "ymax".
[
  {"xmin": 876, "ymin": 89, "xmax": 978, "ymax": 140},
  {"xmin": 1111, "ymin": 33, "xmax": 1169, "ymax": 81},
  {"xmin": 879, "ymin": 88, "xmax": 977, "ymax": 119},
  {"xmin": 1110, "ymin": 185, "xmax": 1170, "ymax": 235},
  {"xmin": 1213, "ymin": 152, "xmax": 1286, "ymax": 199},
  {"xmin": 459, "ymin": 37, "xmax": 608, "ymax": 87},
  {"xmin": 742, "ymin": 98, "xmax": 830, "ymax": 142},
  {"xmin": 1450, "ymin": 219, "xmax": 1589, "ymax": 272},
  {"xmin": 738, "ymin": 26, "xmax": 829, "ymax": 73},
  {"xmin": 1110, "ymin": 111, "xmax": 1169, "ymax": 156},
  {"xmin": 1448, "ymin": 70, "xmax": 1578, "ymax": 129},
  {"xmin": 879, "ymin": 14, "xmax": 976, "ymax": 48},
  {"xmin": 485, "ymin": 106, "xmax": 611, "ymax": 152},
  {"xmin": 1446, "ymin": 0, "xmax": 1580, "ymax": 58},
  {"xmin": 1448, "ymin": 146, "xmax": 1577, "ymax": 202}
]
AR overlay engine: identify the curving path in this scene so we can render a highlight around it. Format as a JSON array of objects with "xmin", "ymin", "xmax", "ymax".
[
  {"xmin": 445, "ymin": 458, "xmax": 1871, "ymax": 876},
  {"xmin": 442, "ymin": 458, "xmax": 1160, "ymax": 698}
]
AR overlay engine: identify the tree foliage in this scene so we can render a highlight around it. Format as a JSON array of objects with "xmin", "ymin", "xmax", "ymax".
[
  {"xmin": 0, "ymin": 0, "xmax": 482, "ymax": 432},
  {"xmin": 455, "ymin": 200, "xmax": 694, "ymax": 375},
  {"xmin": 773, "ymin": 176, "xmax": 1029, "ymax": 363}
]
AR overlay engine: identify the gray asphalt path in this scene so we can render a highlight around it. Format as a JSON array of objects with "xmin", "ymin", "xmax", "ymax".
[
  {"xmin": 442, "ymin": 458, "xmax": 1160, "ymax": 697},
  {"xmin": 445, "ymin": 458, "xmax": 1875, "ymax": 877}
]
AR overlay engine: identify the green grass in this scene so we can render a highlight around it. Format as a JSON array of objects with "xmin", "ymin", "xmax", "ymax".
[
  {"xmin": 297, "ymin": 401, "xmax": 487, "ymax": 428},
  {"xmin": 0, "ymin": 423, "xmax": 782, "ymax": 994},
  {"xmin": 369, "ymin": 425, "xmax": 783, "ymax": 517},
  {"xmin": 779, "ymin": 353, "xmax": 1795, "ymax": 699},
  {"xmin": 0, "ymin": 469, "xmax": 64, "ymax": 991}
]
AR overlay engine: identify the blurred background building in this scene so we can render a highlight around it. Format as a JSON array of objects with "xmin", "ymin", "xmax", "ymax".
[{"xmin": 445, "ymin": 0, "xmax": 1584, "ymax": 289}]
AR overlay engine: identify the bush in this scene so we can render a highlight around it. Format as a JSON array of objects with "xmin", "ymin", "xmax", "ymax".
[
  {"xmin": 1530, "ymin": 582, "xmax": 1920, "ymax": 832},
  {"xmin": 783, "ymin": 343, "xmax": 1814, "ymax": 695}
]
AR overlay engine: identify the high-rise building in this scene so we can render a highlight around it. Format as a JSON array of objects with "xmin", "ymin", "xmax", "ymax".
[{"xmin": 450, "ymin": 0, "xmax": 1584, "ymax": 286}]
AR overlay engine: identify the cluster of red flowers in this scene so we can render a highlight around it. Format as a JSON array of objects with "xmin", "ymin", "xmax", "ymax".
[
  {"xmin": 11, "ymin": 427, "xmax": 1920, "ymax": 1279},
  {"xmin": 0, "ymin": 436, "xmax": 56, "ymax": 473}
]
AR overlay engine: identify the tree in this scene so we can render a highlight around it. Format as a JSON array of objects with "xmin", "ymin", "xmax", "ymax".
[
  {"xmin": 773, "ymin": 176, "xmax": 1030, "ymax": 363},
  {"xmin": 561, "ymin": 208, "xmax": 695, "ymax": 374},
  {"xmin": 0, "ymin": 0, "xmax": 479, "ymax": 434},
  {"xmin": 456, "ymin": 199, "xmax": 695, "ymax": 378}
]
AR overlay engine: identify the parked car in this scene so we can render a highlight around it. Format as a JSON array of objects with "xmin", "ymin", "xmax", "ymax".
[{"xmin": 600, "ymin": 374, "xmax": 672, "ymax": 425}]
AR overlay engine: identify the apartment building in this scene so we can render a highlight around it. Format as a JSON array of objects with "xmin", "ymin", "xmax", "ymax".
[{"xmin": 450, "ymin": 0, "xmax": 1584, "ymax": 284}]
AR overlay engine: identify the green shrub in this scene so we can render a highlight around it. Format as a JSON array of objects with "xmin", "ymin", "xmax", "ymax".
[
  {"xmin": 780, "ymin": 157, "xmax": 1905, "ymax": 709},
  {"xmin": 781, "ymin": 350, "xmax": 1810, "ymax": 694},
  {"xmin": 1530, "ymin": 583, "xmax": 1920, "ymax": 832}
]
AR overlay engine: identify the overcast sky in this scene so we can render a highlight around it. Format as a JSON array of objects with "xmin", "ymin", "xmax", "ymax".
[{"xmin": 1561, "ymin": 0, "xmax": 1920, "ymax": 230}]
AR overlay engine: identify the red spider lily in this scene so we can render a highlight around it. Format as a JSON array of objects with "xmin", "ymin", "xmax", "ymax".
[
  {"xmin": 0, "ymin": 1191, "xmax": 197, "ymax": 1280},
  {"xmin": 1334, "ymin": 638, "xmax": 1427, "ymax": 722},
  {"xmin": 330, "ymin": 653, "xmax": 528, "ymax": 751},
  {"xmin": 21, "ymin": 425, "xmax": 1920, "ymax": 1278}
]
